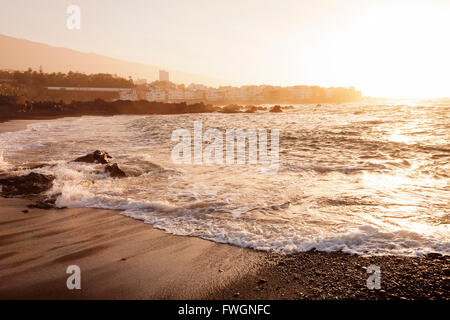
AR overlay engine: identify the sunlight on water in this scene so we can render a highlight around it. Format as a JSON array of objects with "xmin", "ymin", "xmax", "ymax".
[{"xmin": 0, "ymin": 102, "xmax": 449, "ymax": 256}]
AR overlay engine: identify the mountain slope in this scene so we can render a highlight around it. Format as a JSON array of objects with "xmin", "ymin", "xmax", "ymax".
[{"xmin": 0, "ymin": 34, "xmax": 221, "ymax": 86}]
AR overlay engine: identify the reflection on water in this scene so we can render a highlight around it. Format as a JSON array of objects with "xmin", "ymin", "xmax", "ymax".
[{"xmin": 0, "ymin": 101, "xmax": 449, "ymax": 256}]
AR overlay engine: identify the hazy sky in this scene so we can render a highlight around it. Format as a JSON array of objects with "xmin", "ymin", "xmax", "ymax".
[{"xmin": 1, "ymin": 0, "xmax": 449, "ymax": 97}]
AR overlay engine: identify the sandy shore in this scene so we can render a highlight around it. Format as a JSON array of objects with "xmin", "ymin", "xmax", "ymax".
[
  {"xmin": 0, "ymin": 197, "xmax": 263, "ymax": 299},
  {"xmin": 0, "ymin": 119, "xmax": 448, "ymax": 300},
  {"xmin": 0, "ymin": 120, "xmax": 264, "ymax": 299}
]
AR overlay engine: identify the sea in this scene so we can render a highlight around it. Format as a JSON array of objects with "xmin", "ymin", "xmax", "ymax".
[{"xmin": 0, "ymin": 101, "xmax": 448, "ymax": 256}]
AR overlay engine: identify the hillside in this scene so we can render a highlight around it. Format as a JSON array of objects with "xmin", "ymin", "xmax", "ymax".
[{"xmin": 0, "ymin": 34, "xmax": 221, "ymax": 86}]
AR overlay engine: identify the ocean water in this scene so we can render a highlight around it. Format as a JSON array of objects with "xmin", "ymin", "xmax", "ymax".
[{"xmin": 0, "ymin": 102, "xmax": 449, "ymax": 256}]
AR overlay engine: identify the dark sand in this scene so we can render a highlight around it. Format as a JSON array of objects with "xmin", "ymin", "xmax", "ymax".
[
  {"xmin": 214, "ymin": 251, "xmax": 449, "ymax": 300},
  {"xmin": 0, "ymin": 119, "xmax": 448, "ymax": 300},
  {"xmin": 0, "ymin": 197, "xmax": 263, "ymax": 299}
]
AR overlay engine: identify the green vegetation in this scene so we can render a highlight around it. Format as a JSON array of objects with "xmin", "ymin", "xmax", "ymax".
[{"xmin": 0, "ymin": 68, "xmax": 134, "ymax": 100}]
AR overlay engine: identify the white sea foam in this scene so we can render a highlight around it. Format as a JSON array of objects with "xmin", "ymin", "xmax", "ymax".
[
  {"xmin": 0, "ymin": 105, "xmax": 449, "ymax": 257},
  {"xmin": 0, "ymin": 151, "xmax": 11, "ymax": 171}
]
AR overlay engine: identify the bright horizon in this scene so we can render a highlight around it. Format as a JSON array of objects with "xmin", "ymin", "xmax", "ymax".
[{"xmin": 0, "ymin": 0, "xmax": 449, "ymax": 98}]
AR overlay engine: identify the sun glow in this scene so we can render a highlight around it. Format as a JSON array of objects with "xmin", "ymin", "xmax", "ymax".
[{"xmin": 328, "ymin": 2, "xmax": 450, "ymax": 98}]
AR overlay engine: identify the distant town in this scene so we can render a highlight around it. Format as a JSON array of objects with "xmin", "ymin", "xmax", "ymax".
[
  {"xmin": 121, "ymin": 70, "xmax": 361, "ymax": 104},
  {"xmin": 0, "ymin": 68, "xmax": 361, "ymax": 104}
]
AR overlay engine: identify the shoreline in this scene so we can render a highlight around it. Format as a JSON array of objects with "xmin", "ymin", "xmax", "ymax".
[
  {"xmin": 0, "ymin": 197, "xmax": 263, "ymax": 299},
  {"xmin": 1, "ymin": 119, "xmax": 264, "ymax": 299},
  {"xmin": 212, "ymin": 250, "xmax": 449, "ymax": 300},
  {"xmin": 1, "ymin": 196, "xmax": 447, "ymax": 300},
  {"xmin": 0, "ymin": 118, "xmax": 448, "ymax": 300}
]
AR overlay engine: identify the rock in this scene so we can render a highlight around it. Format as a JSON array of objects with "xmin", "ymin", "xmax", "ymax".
[
  {"xmin": 258, "ymin": 279, "xmax": 268, "ymax": 284},
  {"xmin": 22, "ymin": 209, "xmax": 29, "ymax": 213},
  {"xmin": 0, "ymin": 172, "xmax": 54, "ymax": 196},
  {"xmin": 105, "ymin": 163, "xmax": 127, "ymax": 178},
  {"xmin": 269, "ymin": 105, "xmax": 282, "ymax": 112},
  {"xmin": 245, "ymin": 105, "xmax": 257, "ymax": 113},
  {"xmin": 233, "ymin": 292, "xmax": 240, "ymax": 297},
  {"xmin": 28, "ymin": 198, "xmax": 57, "ymax": 210},
  {"xmin": 219, "ymin": 269, "xmax": 224, "ymax": 273},
  {"xmin": 221, "ymin": 104, "xmax": 242, "ymax": 113},
  {"xmin": 73, "ymin": 150, "xmax": 112, "ymax": 164},
  {"xmin": 426, "ymin": 252, "xmax": 443, "ymax": 259}
]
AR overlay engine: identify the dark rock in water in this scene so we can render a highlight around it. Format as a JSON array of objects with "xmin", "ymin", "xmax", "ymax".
[
  {"xmin": 0, "ymin": 172, "xmax": 54, "ymax": 196},
  {"xmin": 269, "ymin": 105, "xmax": 282, "ymax": 112},
  {"xmin": 28, "ymin": 200, "xmax": 54, "ymax": 209},
  {"xmin": 27, "ymin": 196, "xmax": 62, "ymax": 210},
  {"xmin": 26, "ymin": 163, "xmax": 54, "ymax": 170},
  {"xmin": 245, "ymin": 105, "xmax": 257, "ymax": 113},
  {"xmin": 22, "ymin": 209, "xmax": 29, "ymax": 214},
  {"xmin": 105, "ymin": 163, "xmax": 127, "ymax": 178},
  {"xmin": 221, "ymin": 104, "xmax": 242, "ymax": 113},
  {"xmin": 73, "ymin": 150, "xmax": 112, "ymax": 164}
]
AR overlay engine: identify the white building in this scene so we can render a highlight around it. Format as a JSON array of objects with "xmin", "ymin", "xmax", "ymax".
[
  {"xmin": 159, "ymin": 70, "xmax": 169, "ymax": 82},
  {"xmin": 134, "ymin": 79, "xmax": 147, "ymax": 85},
  {"xmin": 324, "ymin": 88, "xmax": 335, "ymax": 99},
  {"xmin": 145, "ymin": 87, "xmax": 166, "ymax": 102},
  {"xmin": 242, "ymin": 85, "xmax": 264, "ymax": 100},
  {"xmin": 187, "ymin": 83, "xmax": 207, "ymax": 91},
  {"xmin": 222, "ymin": 86, "xmax": 240, "ymax": 100},
  {"xmin": 185, "ymin": 89, "xmax": 203, "ymax": 100},
  {"xmin": 205, "ymin": 88, "xmax": 225, "ymax": 101},
  {"xmin": 288, "ymin": 86, "xmax": 313, "ymax": 100},
  {"xmin": 119, "ymin": 89, "xmax": 138, "ymax": 101},
  {"xmin": 167, "ymin": 88, "xmax": 185, "ymax": 101}
]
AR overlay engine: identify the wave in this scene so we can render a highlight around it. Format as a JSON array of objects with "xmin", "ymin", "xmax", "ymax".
[
  {"xmin": 0, "ymin": 151, "xmax": 12, "ymax": 171},
  {"xmin": 38, "ymin": 163, "xmax": 448, "ymax": 257},
  {"xmin": 1, "ymin": 109, "xmax": 449, "ymax": 258}
]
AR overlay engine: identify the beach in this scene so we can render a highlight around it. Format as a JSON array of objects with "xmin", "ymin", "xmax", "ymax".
[
  {"xmin": 0, "ymin": 196, "xmax": 263, "ymax": 299},
  {"xmin": 0, "ymin": 195, "xmax": 448, "ymax": 300},
  {"xmin": 0, "ymin": 114, "xmax": 448, "ymax": 300},
  {"xmin": 0, "ymin": 119, "xmax": 262, "ymax": 299}
]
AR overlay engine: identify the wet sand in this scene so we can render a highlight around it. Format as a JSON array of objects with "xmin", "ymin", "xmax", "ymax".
[
  {"xmin": 0, "ymin": 119, "xmax": 264, "ymax": 299},
  {"xmin": 0, "ymin": 197, "xmax": 263, "ymax": 299}
]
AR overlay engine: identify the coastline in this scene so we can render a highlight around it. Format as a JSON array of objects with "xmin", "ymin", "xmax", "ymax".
[
  {"xmin": 0, "ymin": 119, "xmax": 264, "ymax": 299},
  {"xmin": 212, "ymin": 250, "xmax": 449, "ymax": 300},
  {"xmin": 0, "ymin": 197, "xmax": 263, "ymax": 299},
  {"xmin": 0, "ymin": 118, "xmax": 448, "ymax": 300}
]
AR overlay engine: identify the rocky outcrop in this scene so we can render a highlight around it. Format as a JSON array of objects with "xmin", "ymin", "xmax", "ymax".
[
  {"xmin": 0, "ymin": 172, "xmax": 54, "ymax": 196},
  {"xmin": 269, "ymin": 105, "xmax": 282, "ymax": 112},
  {"xmin": 73, "ymin": 150, "xmax": 112, "ymax": 164},
  {"xmin": 105, "ymin": 163, "xmax": 127, "ymax": 178},
  {"xmin": 27, "ymin": 197, "xmax": 59, "ymax": 210},
  {"xmin": 220, "ymin": 104, "xmax": 242, "ymax": 113}
]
